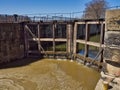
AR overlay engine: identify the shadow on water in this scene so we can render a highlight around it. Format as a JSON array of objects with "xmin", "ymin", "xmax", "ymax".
[{"xmin": 0, "ymin": 57, "xmax": 42, "ymax": 69}]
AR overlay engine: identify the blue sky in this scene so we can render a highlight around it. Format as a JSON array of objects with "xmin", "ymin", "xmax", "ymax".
[{"xmin": 0, "ymin": 0, "xmax": 120, "ymax": 15}]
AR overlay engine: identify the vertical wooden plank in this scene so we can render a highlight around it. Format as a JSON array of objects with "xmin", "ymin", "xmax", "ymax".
[
  {"xmin": 99, "ymin": 21, "xmax": 104, "ymax": 63},
  {"xmin": 84, "ymin": 22, "xmax": 89, "ymax": 64},
  {"xmin": 53, "ymin": 22, "xmax": 56, "ymax": 58},
  {"xmin": 73, "ymin": 22, "xmax": 77, "ymax": 59},
  {"xmin": 21, "ymin": 22, "xmax": 26, "ymax": 58},
  {"xmin": 37, "ymin": 23, "xmax": 41, "ymax": 53},
  {"xmin": 67, "ymin": 23, "xmax": 72, "ymax": 59},
  {"xmin": 24, "ymin": 24, "xmax": 29, "ymax": 57}
]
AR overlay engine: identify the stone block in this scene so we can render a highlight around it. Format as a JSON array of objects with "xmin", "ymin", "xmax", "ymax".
[
  {"xmin": 106, "ymin": 9, "xmax": 120, "ymax": 31},
  {"xmin": 105, "ymin": 9, "xmax": 120, "ymax": 77}
]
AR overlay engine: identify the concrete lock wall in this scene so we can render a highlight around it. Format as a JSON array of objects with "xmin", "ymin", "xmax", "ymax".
[
  {"xmin": 0, "ymin": 23, "xmax": 24, "ymax": 63},
  {"xmin": 105, "ymin": 9, "xmax": 120, "ymax": 76}
]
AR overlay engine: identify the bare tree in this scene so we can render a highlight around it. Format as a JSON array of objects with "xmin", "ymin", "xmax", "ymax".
[{"xmin": 83, "ymin": 0, "xmax": 108, "ymax": 19}]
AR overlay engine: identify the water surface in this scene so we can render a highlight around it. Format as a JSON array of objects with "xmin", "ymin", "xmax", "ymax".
[{"xmin": 0, "ymin": 59, "xmax": 100, "ymax": 90}]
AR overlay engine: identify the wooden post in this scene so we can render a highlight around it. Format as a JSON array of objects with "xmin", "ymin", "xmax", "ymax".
[
  {"xmin": 99, "ymin": 22, "xmax": 104, "ymax": 63},
  {"xmin": 37, "ymin": 22, "xmax": 42, "ymax": 57},
  {"xmin": 24, "ymin": 24, "xmax": 29, "ymax": 57},
  {"xmin": 37, "ymin": 23, "xmax": 41, "ymax": 53},
  {"xmin": 67, "ymin": 23, "xmax": 73, "ymax": 59},
  {"xmin": 84, "ymin": 22, "xmax": 89, "ymax": 64},
  {"xmin": 73, "ymin": 22, "xmax": 77, "ymax": 60},
  {"xmin": 6, "ymin": 41, "xmax": 10, "ymax": 62},
  {"xmin": 53, "ymin": 22, "xmax": 56, "ymax": 58}
]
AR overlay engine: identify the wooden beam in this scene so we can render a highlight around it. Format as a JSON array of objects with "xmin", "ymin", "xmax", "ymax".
[
  {"xmin": 56, "ymin": 38, "xmax": 67, "ymax": 42},
  {"xmin": 53, "ymin": 23, "xmax": 56, "ymax": 58},
  {"xmin": 76, "ymin": 21, "xmax": 105, "ymax": 25},
  {"xmin": 76, "ymin": 40, "xmax": 105, "ymax": 47},
  {"xmin": 28, "ymin": 51, "xmax": 66, "ymax": 55},
  {"xmin": 37, "ymin": 23, "xmax": 41, "ymax": 52},
  {"xmin": 41, "ymin": 51, "xmax": 67, "ymax": 54},
  {"xmin": 99, "ymin": 22, "xmax": 104, "ymax": 63},
  {"xmin": 28, "ymin": 38, "xmax": 67, "ymax": 42},
  {"xmin": 25, "ymin": 25, "xmax": 37, "ymax": 38},
  {"xmin": 67, "ymin": 23, "xmax": 72, "ymax": 54},
  {"xmin": 84, "ymin": 22, "xmax": 89, "ymax": 64},
  {"xmin": 29, "ymin": 38, "xmax": 53, "ymax": 41},
  {"xmin": 73, "ymin": 22, "xmax": 77, "ymax": 58},
  {"xmin": 24, "ymin": 25, "xmax": 29, "ymax": 57}
]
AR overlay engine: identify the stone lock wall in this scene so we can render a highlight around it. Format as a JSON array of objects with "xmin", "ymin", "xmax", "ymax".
[
  {"xmin": 105, "ymin": 9, "xmax": 120, "ymax": 76},
  {"xmin": 0, "ymin": 23, "xmax": 24, "ymax": 63}
]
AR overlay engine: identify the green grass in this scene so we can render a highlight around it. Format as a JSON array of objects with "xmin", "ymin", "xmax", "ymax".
[
  {"xmin": 46, "ymin": 35, "xmax": 100, "ymax": 51},
  {"xmin": 77, "ymin": 43, "xmax": 85, "ymax": 51},
  {"xmin": 89, "ymin": 35, "xmax": 100, "ymax": 42},
  {"xmin": 78, "ymin": 34, "xmax": 100, "ymax": 51},
  {"xmin": 55, "ymin": 43, "xmax": 66, "ymax": 51},
  {"xmin": 46, "ymin": 43, "xmax": 66, "ymax": 51}
]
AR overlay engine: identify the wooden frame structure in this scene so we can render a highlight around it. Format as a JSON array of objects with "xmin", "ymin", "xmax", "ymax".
[
  {"xmin": 24, "ymin": 21, "xmax": 73, "ymax": 59},
  {"xmin": 0, "ymin": 19, "xmax": 105, "ymax": 67},
  {"xmin": 73, "ymin": 19, "xmax": 105, "ymax": 66}
]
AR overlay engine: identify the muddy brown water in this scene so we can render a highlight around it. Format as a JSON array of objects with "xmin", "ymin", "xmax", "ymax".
[{"xmin": 0, "ymin": 59, "xmax": 100, "ymax": 90}]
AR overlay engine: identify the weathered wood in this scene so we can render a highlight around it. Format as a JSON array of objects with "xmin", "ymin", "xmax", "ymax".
[
  {"xmin": 53, "ymin": 23, "xmax": 56, "ymax": 58},
  {"xmin": 37, "ymin": 23, "xmax": 41, "ymax": 52},
  {"xmin": 28, "ymin": 50, "xmax": 67, "ymax": 55},
  {"xmin": 0, "ymin": 20, "xmax": 105, "ymax": 67},
  {"xmin": 99, "ymin": 22, "xmax": 104, "ymax": 63},
  {"xmin": 29, "ymin": 38, "xmax": 67, "ymax": 42},
  {"xmin": 76, "ymin": 40, "xmax": 104, "ymax": 47},
  {"xmin": 0, "ymin": 23, "xmax": 24, "ymax": 63},
  {"xmin": 73, "ymin": 23, "xmax": 77, "ymax": 55},
  {"xmin": 67, "ymin": 23, "xmax": 72, "ymax": 56},
  {"xmin": 76, "ymin": 21, "xmax": 105, "ymax": 25},
  {"xmin": 41, "ymin": 51, "xmax": 67, "ymax": 54},
  {"xmin": 25, "ymin": 25, "xmax": 37, "ymax": 38},
  {"xmin": 24, "ymin": 25, "xmax": 29, "ymax": 57},
  {"xmin": 84, "ymin": 22, "xmax": 89, "ymax": 64}
]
